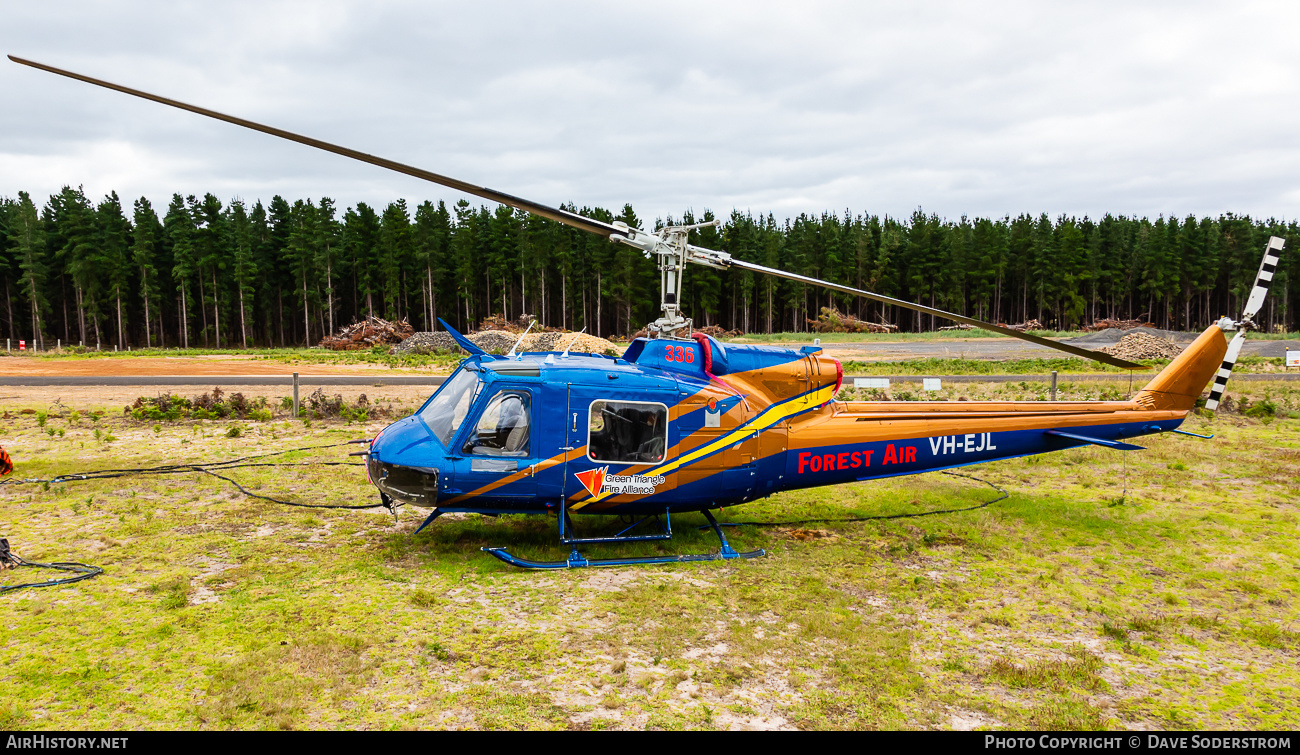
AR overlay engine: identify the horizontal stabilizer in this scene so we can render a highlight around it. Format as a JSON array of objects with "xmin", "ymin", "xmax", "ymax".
[{"xmin": 1044, "ymin": 429, "xmax": 1145, "ymax": 451}]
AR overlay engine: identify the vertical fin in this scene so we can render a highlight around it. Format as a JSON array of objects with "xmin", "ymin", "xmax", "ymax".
[{"xmin": 438, "ymin": 318, "xmax": 486, "ymax": 356}]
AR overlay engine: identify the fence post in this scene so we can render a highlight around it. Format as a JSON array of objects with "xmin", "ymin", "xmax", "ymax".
[
  {"xmin": 293, "ymin": 373, "xmax": 300, "ymax": 418},
  {"xmin": 1050, "ymin": 371, "xmax": 1058, "ymax": 401}
]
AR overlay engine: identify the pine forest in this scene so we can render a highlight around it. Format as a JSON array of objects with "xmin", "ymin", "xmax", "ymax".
[{"xmin": 1, "ymin": 186, "xmax": 1297, "ymax": 350}]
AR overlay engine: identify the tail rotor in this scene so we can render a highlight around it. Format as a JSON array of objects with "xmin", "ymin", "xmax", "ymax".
[{"xmin": 1204, "ymin": 236, "xmax": 1285, "ymax": 412}]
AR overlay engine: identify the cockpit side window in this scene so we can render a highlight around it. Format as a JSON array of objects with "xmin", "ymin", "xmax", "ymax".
[
  {"xmin": 462, "ymin": 391, "xmax": 532, "ymax": 457},
  {"xmin": 587, "ymin": 400, "xmax": 667, "ymax": 464},
  {"xmin": 419, "ymin": 367, "xmax": 480, "ymax": 447}
]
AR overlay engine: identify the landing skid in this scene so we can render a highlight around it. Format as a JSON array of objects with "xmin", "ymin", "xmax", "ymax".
[{"xmin": 482, "ymin": 508, "xmax": 765, "ymax": 570}]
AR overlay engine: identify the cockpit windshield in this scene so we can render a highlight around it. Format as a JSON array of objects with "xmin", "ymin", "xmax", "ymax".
[{"xmin": 419, "ymin": 367, "xmax": 480, "ymax": 447}]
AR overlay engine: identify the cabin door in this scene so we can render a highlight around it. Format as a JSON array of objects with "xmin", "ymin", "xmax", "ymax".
[{"xmin": 561, "ymin": 386, "xmax": 677, "ymax": 510}]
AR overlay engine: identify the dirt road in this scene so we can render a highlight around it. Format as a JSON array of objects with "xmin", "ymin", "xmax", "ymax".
[{"xmin": 0, "ymin": 354, "xmax": 408, "ymax": 376}]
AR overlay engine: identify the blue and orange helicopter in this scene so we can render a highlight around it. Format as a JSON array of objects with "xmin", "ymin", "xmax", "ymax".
[{"xmin": 11, "ymin": 56, "xmax": 1282, "ymax": 569}]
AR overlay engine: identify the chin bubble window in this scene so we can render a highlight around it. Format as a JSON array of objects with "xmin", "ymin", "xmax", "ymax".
[
  {"xmin": 587, "ymin": 401, "xmax": 667, "ymax": 464},
  {"xmin": 462, "ymin": 391, "xmax": 531, "ymax": 457}
]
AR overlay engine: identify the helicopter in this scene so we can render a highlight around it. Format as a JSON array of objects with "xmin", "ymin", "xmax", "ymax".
[{"xmin": 10, "ymin": 56, "xmax": 1283, "ymax": 569}]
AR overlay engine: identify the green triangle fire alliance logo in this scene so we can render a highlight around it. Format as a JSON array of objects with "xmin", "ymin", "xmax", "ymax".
[{"xmin": 574, "ymin": 466, "xmax": 608, "ymax": 498}]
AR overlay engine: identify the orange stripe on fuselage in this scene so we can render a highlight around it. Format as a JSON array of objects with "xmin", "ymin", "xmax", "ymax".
[{"xmin": 788, "ymin": 400, "xmax": 1185, "ymax": 450}]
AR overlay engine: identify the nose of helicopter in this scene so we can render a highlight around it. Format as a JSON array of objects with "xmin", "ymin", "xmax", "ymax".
[{"xmin": 366, "ymin": 415, "xmax": 442, "ymax": 508}]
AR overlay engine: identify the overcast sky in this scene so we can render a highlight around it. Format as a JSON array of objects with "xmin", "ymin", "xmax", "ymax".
[{"xmin": 4, "ymin": 1, "xmax": 1300, "ymax": 226}]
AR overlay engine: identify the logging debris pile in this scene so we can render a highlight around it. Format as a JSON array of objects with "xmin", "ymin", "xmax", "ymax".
[
  {"xmin": 1098, "ymin": 332, "xmax": 1185, "ymax": 361},
  {"xmin": 696, "ymin": 325, "xmax": 745, "ymax": 338},
  {"xmin": 477, "ymin": 314, "xmax": 564, "ymax": 334},
  {"xmin": 998, "ymin": 319, "xmax": 1044, "ymax": 332},
  {"xmin": 319, "ymin": 317, "xmax": 415, "ymax": 350},
  {"xmin": 628, "ymin": 324, "xmax": 745, "ymax": 340},
  {"xmin": 938, "ymin": 323, "xmax": 976, "ymax": 331},
  {"xmin": 1083, "ymin": 317, "xmax": 1155, "ymax": 332},
  {"xmin": 808, "ymin": 307, "xmax": 899, "ymax": 333}
]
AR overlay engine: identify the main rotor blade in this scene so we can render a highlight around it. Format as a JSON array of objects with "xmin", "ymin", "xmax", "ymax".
[
  {"xmin": 728, "ymin": 258, "xmax": 1150, "ymax": 370},
  {"xmin": 8, "ymin": 55, "xmax": 620, "ymax": 239}
]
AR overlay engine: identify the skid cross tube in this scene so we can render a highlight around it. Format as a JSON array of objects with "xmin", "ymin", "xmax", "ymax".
[
  {"xmin": 559, "ymin": 509, "xmax": 674, "ymax": 545},
  {"xmin": 481, "ymin": 506, "xmax": 765, "ymax": 570}
]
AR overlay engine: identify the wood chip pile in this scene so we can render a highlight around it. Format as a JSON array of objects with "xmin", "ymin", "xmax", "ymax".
[
  {"xmin": 808, "ymin": 307, "xmax": 899, "ymax": 333},
  {"xmin": 518, "ymin": 332, "xmax": 621, "ymax": 355},
  {"xmin": 320, "ymin": 317, "xmax": 415, "ymax": 350},
  {"xmin": 390, "ymin": 329, "xmax": 624, "ymax": 356},
  {"xmin": 1097, "ymin": 332, "xmax": 1185, "ymax": 360}
]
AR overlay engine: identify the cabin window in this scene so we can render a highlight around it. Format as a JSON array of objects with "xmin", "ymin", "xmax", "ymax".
[
  {"xmin": 420, "ymin": 367, "xmax": 480, "ymax": 447},
  {"xmin": 587, "ymin": 400, "xmax": 667, "ymax": 464},
  {"xmin": 462, "ymin": 391, "xmax": 531, "ymax": 457}
]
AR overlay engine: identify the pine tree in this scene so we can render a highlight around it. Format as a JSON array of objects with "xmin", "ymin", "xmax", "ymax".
[
  {"xmin": 228, "ymin": 199, "xmax": 258, "ymax": 348},
  {"xmin": 131, "ymin": 197, "xmax": 162, "ymax": 347},
  {"xmin": 98, "ymin": 191, "xmax": 132, "ymax": 348},
  {"xmin": 164, "ymin": 195, "xmax": 197, "ymax": 348},
  {"xmin": 11, "ymin": 192, "xmax": 47, "ymax": 349}
]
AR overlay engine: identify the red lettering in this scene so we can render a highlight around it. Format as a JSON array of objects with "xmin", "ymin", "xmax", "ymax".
[
  {"xmin": 864, "ymin": 450, "xmax": 874, "ymax": 467},
  {"xmin": 850, "ymin": 452, "xmax": 861, "ymax": 468},
  {"xmin": 664, "ymin": 345, "xmax": 675, "ymax": 361},
  {"xmin": 823, "ymin": 454, "xmax": 835, "ymax": 472},
  {"xmin": 837, "ymin": 452, "xmax": 849, "ymax": 470},
  {"xmin": 810, "ymin": 455, "xmax": 822, "ymax": 472},
  {"xmin": 798, "ymin": 452, "xmax": 811, "ymax": 474},
  {"xmin": 904, "ymin": 446, "xmax": 916, "ymax": 463},
  {"xmin": 883, "ymin": 444, "xmax": 897, "ymax": 465},
  {"xmin": 685, "ymin": 348, "xmax": 694, "ymax": 363}
]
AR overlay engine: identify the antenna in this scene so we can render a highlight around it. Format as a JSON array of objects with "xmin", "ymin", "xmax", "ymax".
[
  {"xmin": 561, "ymin": 328, "xmax": 587, "ymax": 360},
  {"xmin": 506, "ymin": 319, "xmax": 536, "ymax": 360}
]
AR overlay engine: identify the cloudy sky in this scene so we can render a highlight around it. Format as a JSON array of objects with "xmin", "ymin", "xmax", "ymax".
[{"xmin": 3, "ymin": 1, "xmax": 1299, "ymax": 225}]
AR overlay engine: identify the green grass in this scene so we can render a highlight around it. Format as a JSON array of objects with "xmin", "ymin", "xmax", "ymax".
[{"xmin": 0, "ymin": 382, "xmax": 1297, "ymax": 729}]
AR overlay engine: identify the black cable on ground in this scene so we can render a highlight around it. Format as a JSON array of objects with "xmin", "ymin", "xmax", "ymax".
[
  {"xmin": 0, "ymin": 538, "xmax": 103, "ymax": 595},
  {"xmin": 0, "ymin": 440, "xmax": 392, "ymax": 511},
  {"xmin": 705, "ymin": 469, "xmax": 1009, "ymax": 529}
]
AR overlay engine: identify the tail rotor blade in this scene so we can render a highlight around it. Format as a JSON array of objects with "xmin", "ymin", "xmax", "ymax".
[
  {"xmin": 1204, "ymin": 330, "xmax": 1247, "ymax": 412},
  {"xmin": 1243, "ymin": 236, "xmax": 1284, "ymax": 322}
]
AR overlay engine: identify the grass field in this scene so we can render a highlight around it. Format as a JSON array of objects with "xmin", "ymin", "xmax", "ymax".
[{"xmin": 1, "ymin": 381, "xmax": 1297, "ymax": 730}]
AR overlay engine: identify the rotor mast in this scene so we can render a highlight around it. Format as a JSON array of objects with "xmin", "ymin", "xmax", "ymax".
[{"xmin": 611, "ymin": 218, "xmax": 727, "ymax": 338}]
